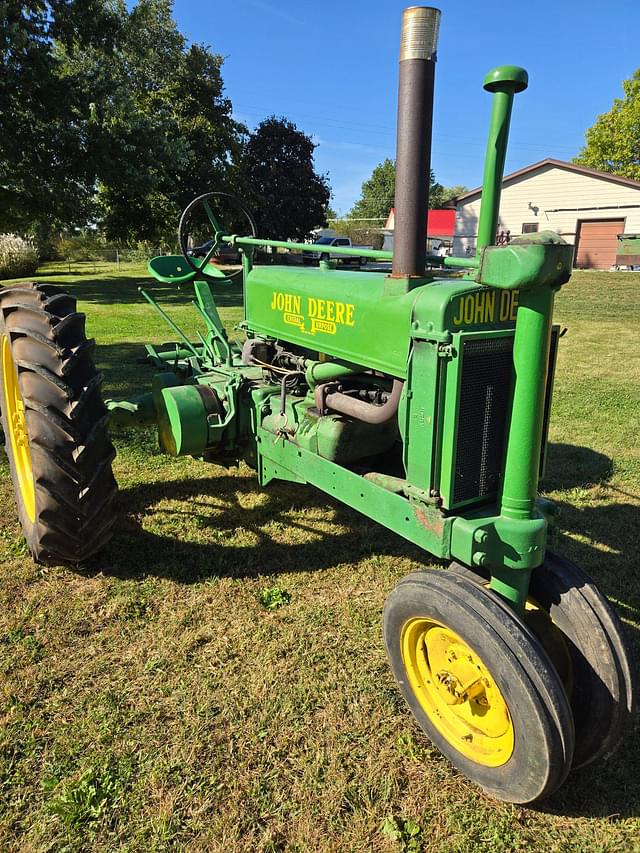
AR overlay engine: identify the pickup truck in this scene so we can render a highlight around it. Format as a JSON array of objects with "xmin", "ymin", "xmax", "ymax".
[{"xmin": 302, "ymin": 236, "xmax": 372, "ymax": 266}]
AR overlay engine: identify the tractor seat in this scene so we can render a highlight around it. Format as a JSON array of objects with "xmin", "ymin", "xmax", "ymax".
[{"xmin": 147, "ymin": 254, "xmax": 228, "ymax": 285}]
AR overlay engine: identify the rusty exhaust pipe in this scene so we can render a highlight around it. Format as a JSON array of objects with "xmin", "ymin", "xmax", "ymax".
[
  {"xmin": 392, "ymin": 6, "xmax": 441, "ymax": 278},
  {"xmin": 320, "ymin": 378, "xmax": 404, "ymax": 424}
]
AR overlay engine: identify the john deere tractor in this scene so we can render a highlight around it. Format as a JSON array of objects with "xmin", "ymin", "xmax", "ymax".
[{"xmin": 0, "ymin": 6, "xmax": 634, "ymax": 803}]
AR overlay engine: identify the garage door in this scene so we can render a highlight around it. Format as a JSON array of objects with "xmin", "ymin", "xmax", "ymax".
[{"xmin": 574, "ymin": 219, "xmax": 624, "ymax": 269}]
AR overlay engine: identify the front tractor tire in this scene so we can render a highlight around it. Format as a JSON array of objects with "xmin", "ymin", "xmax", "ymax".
[
  {"xmin": 383, "ymin": 570, "xmax": 575, "ymax": 803},
  {"xmin": 0, "ymin": 282, "xmax": 117, "ymax": 564},
  {"xmin": 446, "ymin": 555, "xmax": 637, "ymax": 770}
]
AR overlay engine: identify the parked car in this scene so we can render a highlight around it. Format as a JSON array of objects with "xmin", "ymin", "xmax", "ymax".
[
  {"xmin": 302, "ymin": 236, "xmax": 371, "ymax": 266},
  {"xmin": 188, "ymin": 239, "xmax": 241, "ymax": 264}
]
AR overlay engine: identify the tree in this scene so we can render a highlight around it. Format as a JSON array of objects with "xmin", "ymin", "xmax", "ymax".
[
  {"xmin": 59, "ymin": 0, "xmax": 244, "ymax": 244},
  {"xmin": 574, "ymin": 70, "xmax": 640, "ymax": 181},
  {"xmin": 348, "ymin": 159, "xmax": 466, "ymax": 221},
  {"xmin": 430, "ymin": 183, "xmax": 468, "ymax": 207},
  {"xmin": 0, "ymin": 1, "xmax": 122, "ymax": 235},
  {"xmin": 240, "ymin": 117, "xmax": 330, "ymax": 241},
  {"xmin": 349, "ymin": 159, "xmax": 395, "ymax": 222},
  {"xmin": 1, "ymin": 0, "xmax": 244, "ymax": 243}
]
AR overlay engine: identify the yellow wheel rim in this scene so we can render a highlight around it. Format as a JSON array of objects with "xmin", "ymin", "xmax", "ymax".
[
  {"xmin": 401, "ymin": 618, "xmax": 514, "ymax": 767},
  {"xmin": 1, "ymin": 335, "xmax": 36, "ymax": 522}
]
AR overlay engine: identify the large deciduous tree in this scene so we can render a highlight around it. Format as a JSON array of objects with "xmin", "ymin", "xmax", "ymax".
[
  {"xmin": 1, "ymin": 0, "xmax": 245, "ymax": 244},
  {"xmin": 0, "ymin": 0, "xmax": 122, "ymax": 235},
  {"xmin": 241, "ymin": 117, "xmax": 330, "ymax": 241},
  {"xmin": 59, "ymin": 0, "xmax": 245, "ymax": 244},
  {"xmin": 349, "ymin": 159, "xmax": 396, "ymax": 222},
  {"xmin": 429, "ymin": 182, "xmax": 468, "ymax": 208},
  {"xmin": 574, "ymin": 70, "xmax": 640, "ymax": 181}
]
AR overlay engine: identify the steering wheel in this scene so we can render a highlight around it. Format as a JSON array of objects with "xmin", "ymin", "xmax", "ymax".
[{"xmin": 178, "ymin": 191, "xmax": 258, "ymax": 283}]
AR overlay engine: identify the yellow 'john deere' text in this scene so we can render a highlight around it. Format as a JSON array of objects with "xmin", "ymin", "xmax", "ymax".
[
  {"xmin": 452, "ymin": 289, "xmax": 519, "ymax": 326},
  {"xmin": 270, "ymin": 291, "xmax": 355, "ymax": 335}
]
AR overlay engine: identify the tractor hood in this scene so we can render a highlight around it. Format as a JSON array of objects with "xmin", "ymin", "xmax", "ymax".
[{"xmin": 243, "ymin": 265, "xmax": 518, "ymax": 378}]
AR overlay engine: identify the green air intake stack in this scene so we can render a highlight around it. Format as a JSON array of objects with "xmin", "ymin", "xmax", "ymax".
[{"xmin": 475, "ymin": 65, "xmax": 528, "ymax": 253}]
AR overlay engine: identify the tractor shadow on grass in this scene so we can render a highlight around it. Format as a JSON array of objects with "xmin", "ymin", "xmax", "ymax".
[
  {"xmin": 542, "ymin": 442, "xmax": 614, "ymax": 491},
  {"xmin": 96, "ymin": 471, "xmax": 427, "ymax": 584},
  {"xmin": 96, "ymin": 342, "xmax": 158, "ymax": 400},
  {"xmin": 91, "ymin": 440, "xmax": 640, "ymax": 820},
  {"xmin": 35, "ymin": 272, "xmax": 245, "ymax": 309}
]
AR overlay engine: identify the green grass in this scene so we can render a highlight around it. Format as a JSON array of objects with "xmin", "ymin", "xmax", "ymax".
[{"xmin": 0, "ymin": 267, "xmax": 639, "ymax": 852}]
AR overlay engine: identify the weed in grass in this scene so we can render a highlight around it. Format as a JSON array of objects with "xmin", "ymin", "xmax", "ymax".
[
  {"xmin": 2, "ymin": 626, "xmax": 46, "ymax": 662},
  {"xmin": 0, "ymin": 528, "xmax": 28, "ymax": 557},
  {"xmin": 143, "ymin": 657, "xmax": 166, "ymax": 675},
  {"xmin": 382, "ymin": 815, "xmax": 423, "ymax": 852},
  {"xmin": 396, "ymin": 731, "xmax": 422, "ymax": 762},
  {"xmin": 10, "ymin": 536, "xmax": 28, "ymax": 557},
  {"xmin": 104, "ymin": 579, "xmax": 157, "ymax": 622},
  {"xmin": 259, "ymin": 586, "xmax": 291, "ymax": 610},
  {"xmin": 45, "ymin": 763, "xmax": 121, "ymax": 830}
]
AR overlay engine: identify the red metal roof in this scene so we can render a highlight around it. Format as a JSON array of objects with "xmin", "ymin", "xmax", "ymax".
[{"xmin": 385, "ymin": 208, "xmax": 455, "ymax": 237}]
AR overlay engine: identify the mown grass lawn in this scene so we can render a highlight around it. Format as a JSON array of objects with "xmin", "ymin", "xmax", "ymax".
[{"xmin": 1, "ymin": 264, "xmax": 639, "ymax": 852}]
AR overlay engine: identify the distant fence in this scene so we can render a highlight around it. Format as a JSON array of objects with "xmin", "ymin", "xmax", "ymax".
[{"xmin": 50, "ymin": 247, "xmax": 165, "ymax": 274}]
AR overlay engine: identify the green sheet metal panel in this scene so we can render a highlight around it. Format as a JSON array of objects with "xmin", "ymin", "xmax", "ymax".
[
  {"xmin": 243, "ymin": 266, "xmax": 416, "ymax": 377},
  {"xmin": 243, "ymin": 266, "xmax": 520, "ymax": 378}
]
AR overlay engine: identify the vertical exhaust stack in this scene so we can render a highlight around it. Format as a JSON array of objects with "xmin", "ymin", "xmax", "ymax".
[{"xmin": 392, "ymin": 6, "xmax": 441, "ymax": 278}]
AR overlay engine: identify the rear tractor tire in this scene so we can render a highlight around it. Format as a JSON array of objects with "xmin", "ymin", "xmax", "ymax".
[{"xmin": 0, "ymin": 282, "xmax": 117, "ymax": 564}]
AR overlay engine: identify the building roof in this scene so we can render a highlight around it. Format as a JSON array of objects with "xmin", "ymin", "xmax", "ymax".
[
  {"xmin": 384, "ymin": 208, "xmax": 455, "ymax": 236},
  {"xmin": 452, "ymin": 158, "xmax": 640, "ymax": 204}
]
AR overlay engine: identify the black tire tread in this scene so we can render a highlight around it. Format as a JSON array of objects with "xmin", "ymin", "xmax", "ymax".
[
  {"xmin": 0, "ymin": 281, "xmax": 117, "ymax": 564},
  {"xmin": 532, "ymin": 553, "xmax": 636, "ymax": 766},
  {"xmin": 445, "ymin": 556, "xmax": 637, "ymax": 768},
  {"xmin": 384, "ymin": 569, "xmax": 575, "ymax": 803}
]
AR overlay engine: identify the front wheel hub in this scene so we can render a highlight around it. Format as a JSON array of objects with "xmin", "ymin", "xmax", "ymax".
[
  {"xmin": 434, "ymin": 639, "xmax": 489, "ymax": 704},
  {"xmin": 401, "ymin": 618, "xmax": 514, "ymax": 766}
]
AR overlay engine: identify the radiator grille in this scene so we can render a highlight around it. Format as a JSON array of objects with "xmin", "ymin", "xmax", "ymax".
[
  {"xmin": 452, "ymin": 337, "xmax": 514, "ymax": 505},
  {"xmin": 451, "ymin": 329, "xmax": 560, "ymax": 507}
]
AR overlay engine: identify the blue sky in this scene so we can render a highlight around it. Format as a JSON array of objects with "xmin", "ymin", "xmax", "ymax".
[{"xmin": 173, "ymin": 0, "xmax": 639, "ymax": 215}]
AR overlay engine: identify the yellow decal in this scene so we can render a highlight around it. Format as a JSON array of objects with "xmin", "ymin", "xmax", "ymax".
[
  {"xmin": 270, "ymin": 291, "xmax": 355, "ymax": 335},
  {"xmin": 452, "ymin": 290, "xmax": 519, "ymax": 326}
]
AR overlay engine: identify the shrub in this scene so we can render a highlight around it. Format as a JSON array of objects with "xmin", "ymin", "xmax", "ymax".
[
  {"xmin": 55, "ymin": 233, "xmax": 105, "ymax": 262},
  {"xmin": 0, "ymin": 233, "xmax": 39, "ymax": 279},
  {"xmin": 117, "ymin": 242, "xmax": 162, "ymax": 263}
]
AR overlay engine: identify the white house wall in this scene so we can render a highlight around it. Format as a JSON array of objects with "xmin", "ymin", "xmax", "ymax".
[{"xmin": 453, "ymin": 164, "xmax": 640, "ymax": 257}]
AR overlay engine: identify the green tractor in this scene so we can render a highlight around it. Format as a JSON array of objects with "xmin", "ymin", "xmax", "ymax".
[{"xmin": 0, "ymin": 6, "xmax": 634, "ymax": 803}]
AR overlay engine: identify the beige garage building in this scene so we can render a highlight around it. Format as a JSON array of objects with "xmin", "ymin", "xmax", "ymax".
[{"xmin": 452, "ymin": 158, "xmax": 640, "ymax": 269}]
